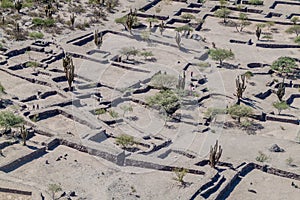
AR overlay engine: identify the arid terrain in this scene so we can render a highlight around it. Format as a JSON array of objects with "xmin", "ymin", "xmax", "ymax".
[{"xmin": 0, "ymin": 0, "xmax": 299, "ymax": 199}]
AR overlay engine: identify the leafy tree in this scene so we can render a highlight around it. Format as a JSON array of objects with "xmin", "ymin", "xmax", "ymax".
[
  {"xmin": 235, "ymin": 13, "xmax": 251, "ymax": 32},
  {"xmin": 119, "ymin": 47, "xmax": 139, "ymax": 60},
  {"xmin": 295, "ymin": 36, "xmax": 300, "ymax": 44},
  {"xmin": 150, "ymin": 73, "xmax": 177, "ymax": 89},
  {"xmin": 48, "ymin": 183, "xmax": 62, "ymax": 200},
  {"xmin": 209, "ymin": 48, "xmax": 234, "ymax": 65},
  {"xmin": 120, "ymin": 104, "xmax": 133, "ymax": 117},
  {"xmin": 214, "ymin": 8, "xmax": 231, "ymax": 24},
  {"xmin": 0, "ymin": 111, "xmax": 24, "ymax": 132},
  {"xmin": 115, "ymin": 134, "xmax": 136, "ymax": 149},
  {"xmin": 175, "ymin": 25, "xmax": 193, "ymax": 35},
  {"xmin": 271, "ymin": 57, "xmax": 297, "ymax": 83},
  {"xmin": 286, "ymin": 25, "xmax": 300, "ymax": 37},
  {"xmin": 273, "ymin": 101, "xmax": 289, "ymax": 115},
  {"xmin": 147, "ymin": 90, "xmax": 180, "ymax": 115},
  {"xmin": 291, "ymin": 17, "xmax": 299, "ymax": 25},
  {"xmin": 227, "ymin": 104, "xmax": 252, "ymax": 123}
]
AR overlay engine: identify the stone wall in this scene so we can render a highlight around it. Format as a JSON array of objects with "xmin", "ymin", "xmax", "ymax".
[{"xmin": 0, "ymin": 147, "xmax": 47, "ymax": 173}]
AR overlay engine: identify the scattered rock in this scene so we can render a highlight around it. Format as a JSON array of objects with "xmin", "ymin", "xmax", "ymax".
[
  {"xmin": 56, "ymin": 157, "xmax": 61, "ymax": 161},
  {"xmin": 45, "ymin": 160, "xmax": 49, "ymax": 164},
  {"xmin": 248, "ymin": 189, "xmax": 257, "ymax": 194},
  {"xmin": 60, "ymin": 191, "xmax": 66, "ymax": 197},
  {"xmin": 269, "ymin": 144, "xmax": 284, "ymax": 152},
  {"xmin": 68, "ymin": 191, "xmax": 76, "ymax": 197}
]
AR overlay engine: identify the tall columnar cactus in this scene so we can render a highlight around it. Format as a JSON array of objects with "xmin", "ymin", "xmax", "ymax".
[
  {"xmin": 94, "ymin": 29, "xmax": 103, "ymax": 49},
  {"xmin": 45, "ymin": 3, "xmax": 53, "ymax": 18},
  {"xmin": 236, "ymin": 74, "xmax": 246, "ymax": 104},
  {"xmin": 70, "ymin": 13, "xmax": 76, "ymax": 29},
  {"xmin": 159, "ymin": 20, "xmax": 165, "ymax": 35},
  {"xmin": 175, "ymin": 31, "xmax": 181, "ymax": 49},
  {"xmin": 15, "ymin": 0, "xmax": 23, "ymax": 13},
  {"xmin": 20, "ymin": 125, "xmax": 28, "ymax": 146},
  {"xmin": 62, "ymin": 54, "xmax": 75, "ymax": 91},
  {"xmin": 126, "ymin": 9, "xmax": 137, "ymax": 34},
  {"xmin": 209, "ymin": 140, "xmax": 222, "ymax": 168},
  {"xmin": 276, "ymin": 82, "xmax": 285, "ymax": 102},
  {"xmin": 256, "ymin": 26, "xmax": 262, "ymax": 40}
]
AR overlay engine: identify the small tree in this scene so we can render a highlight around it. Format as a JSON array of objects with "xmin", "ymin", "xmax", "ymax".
[
  {"xmin": 227, "ymin": 104, "xmax": 252, "ymax": 123},
  {"xmin": 271, "ymin": 57, "xmax": 297, "ymax": 83},
  {"xmin": 147, "ymin": 89, "xmax": 180, "ymax": 115},
  {"xmin": 119, "ymin": 47, "xmax": 139, "ymax": 60},
  {"xmin": 120, "ymin": 104, "xmax": 133, "ymax": 117},
  {"xmin": 208, "ymin": 48, "xmax": 234, "ymax": 65},
  {"xmin": 286, "ymin": 25, "xmax": 300, "ymax": 37},
  {"xmin": 173, "ymin": 168, "xmax": 188, "ymax": 186},
  {"xmin": 273, "ymin": 101, "xmax": 289, "ymax": 115},
  {"xmin": 0, "ymin": 111, "xmax": 24, "ymax": 133},
  {"xmin": 209, "ymin": 140, "xmax": 222, "ymax": 168},
  {"xmin": 115, "ymin": 134, "xmax": 136, "ymax": 149},
  {"xmin": 214, "ymin": 8, "xmax": 231, "ymax": 24},
  {"xmin": 236, "ymin": 13, "xmax": 251, "ymax": 32},
  {"xmin": 48, "ymin": 183, "xmax": 62, "ymax": 200},
  {"xmin": 291, "ymin": 17, "xmax": 299, "ymax": 25}
]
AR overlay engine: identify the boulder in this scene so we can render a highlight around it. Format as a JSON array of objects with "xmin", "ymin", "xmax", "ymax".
[{"xmin": 269, "ymin": 144, "xmax": 284, "ymax": 152}]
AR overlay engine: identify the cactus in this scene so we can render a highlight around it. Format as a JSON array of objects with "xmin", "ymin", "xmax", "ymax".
[
  {"xmin": 159, "ymin": 20, "xmax": 165, "ymax": 35},
  {"xmin": 175, "ymin": 31, "xmax": 181, "ymax": 49},
  {"xmin": 20, "ymin": 125, "xmax": 28, "ymax": 146},
  {"xmin": 45, "ymin": 3, "xmax": 53, "ymax": 18},
  {"xmin": 15, "ymin": 0, "xmax": 22, "ymax": 13},
  {"xmin": 256, "ymin": 26, "xmax": 262, "ymax": 40},
  {"xmin": 276, "ymin": 82, "xmax": 285, "ymax": 102},
  {"xmin": 94, "ymin": 29, "xmax": 103, "ymax": 49},
  {"xmin": 209, "ymin": 140, "xmax": 222, "ymax": 168},
  {"xmin": 177, "ymin": 71, "xmax": 186, "ymax": 90},
  {"xmin": 70, "ymin": 13, "xmax": 76, "ymax": 29},
  {"xmin": 125, "ymin": 9, "xmax": 137, "ymax": 34},
  {"xmin": 62, "ymin": 54, "xmax": 75, "ymax": 91},
  {"xmin": 236, "ymin": 74, "xmax": 246, "ymax": 104}
]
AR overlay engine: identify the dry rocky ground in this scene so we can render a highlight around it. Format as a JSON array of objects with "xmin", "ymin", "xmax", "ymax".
[{"xmin": 0, "ymin": 0, "xmax": 299, "ymax": 199}]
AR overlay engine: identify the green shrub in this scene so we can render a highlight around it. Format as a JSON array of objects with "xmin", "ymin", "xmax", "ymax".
[
  {"xmin": 147, "ymin": 89, "xmax": 180, "ymax": 114},
  {"xmin": 94, "ymin": 108, "xmax": 106, "ymax": 115},
  {"xmin": 32, "ymin": 18, "xmax": 55, "ymax": 27},
  {"xmin": 1, "ymin": 0, "xmax": 14, "ymax": 8},
  {"xmin": 115, "ymin": 134, "xmax": 136, "ymax": 149},
  {"xmin": 29, "ymin": 32, "xmax": 44, "ymax": 39},
  {"xmin": 256, "ymin": 151, "xmax": 269, "ymax": 162},
  {"xmin": 249, "ymin": 0, "xmax": 263, "ymax": 5}
]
